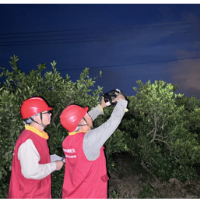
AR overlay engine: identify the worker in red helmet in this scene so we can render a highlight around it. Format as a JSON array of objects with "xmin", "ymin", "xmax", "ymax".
[
  {"xmin": 60, "ymin": 93, "xmax": 127, "ymax": 199},
  {"xmin": 8, "ymin": 97, "xmax": 64, "ymax": 199}
]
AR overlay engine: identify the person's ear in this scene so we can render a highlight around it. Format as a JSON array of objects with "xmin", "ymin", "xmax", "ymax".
[
  {"xmin": 79, "ymin": 118, "xmax": 84, "ymax": 125},
  {"xmin": 33, "ymin": 115, "xmax": 40, "ymax": 123}
]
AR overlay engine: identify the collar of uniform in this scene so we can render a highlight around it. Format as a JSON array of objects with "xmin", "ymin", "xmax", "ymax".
[
  {"xmin": 25, "ymin": 124, "xmax": 49, "ymax": 140},
  {"xmin": 69, "ymin": 131, "xmax": 87, "ymax": 136}
]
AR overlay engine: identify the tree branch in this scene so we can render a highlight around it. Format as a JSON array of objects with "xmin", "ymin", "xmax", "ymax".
[
  {"xmin": 155, "ymin": 134, "xmax": 168, "ymax": 139},
  {"xmin": 51, "ymin": 108, "xmax": 61, "ymax": 124},
  {"xmin": 66, "ymin": 100, "xmax": 74, "ymax": 107},
  {"xmin": 173, "ymin": 156, "xmax": 179, "ymax": 162},
  {"xmin": 51, "ymin": 100, "xmax": 75, "ymax": 124},
  {"xmin": 0, "ymin": 125, "xmax": 9, "ymax": 131},
  {"xmin": 193, "ymin": 124, "xmax": 200, "ymax": 130},
  {"xmin": 147, "ymin": 128, "xmax": 155, "ymax": 136},
  {"xmin": 140, "ymin": 160, "xmax": 160, "ymax": 182},
  {"xmin": 161, "ymin": 122, "xmax": 165, "ymax": 130},
  {"xmin": 150, "ymin": 113, "xmax": 158, "ymax": 143},
  {"xmin": 138, "ymin": 145, "xmax": 145, "ymax": 148},
  {"xmin": 152, "ymin": 138, "xmax": 169, "ymax": 146},
  {"xmin": 151, "ymin": 157, "xmax": 158, "ymax": 164}
]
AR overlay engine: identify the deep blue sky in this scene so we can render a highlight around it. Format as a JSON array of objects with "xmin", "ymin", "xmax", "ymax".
[{"xmin": 1, "ymin": 4, "xmax": 200, "ymax": 99}]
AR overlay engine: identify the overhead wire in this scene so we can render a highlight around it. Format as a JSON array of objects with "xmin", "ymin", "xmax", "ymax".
[
  {"xmin": 0, "ymin": 21, "xmax": 200, "ymax": 46},
  {"xmin": 0, "ymin": 19, "xmax": 200, "ymax": 72},
  {"xmin": 56, "ymin": 56, "xmax": 200, "ymax": 71},
  {"xmin": 0, "ymin": 20, "xmax": 199, "ymax": 45},
  {"xmin": 0, "ymin": 22, "xmax": 199, "ymax": 40},
  {"xmin": 1, "ymin": 19, "xmax": 200, "ymax": 36},
  {"xmin": 0, "ymin": 20, "xmax": 199, "ymax": 73},
  {"xmin": 0, "ymin": 28, "xmax": 199, "ymax": 47}
]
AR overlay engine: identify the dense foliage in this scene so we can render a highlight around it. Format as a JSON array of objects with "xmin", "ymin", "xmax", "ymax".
[
  {"xmin": 0, "ymin": 55, "xmax": 127, "ymax": 198},
  {"xmin": 121, "ymin": 80, "xmax": 200, "ymax": 182},
  {"xmin": 1, "ymin": 55, "xmax": 200, "ymax": 198}
]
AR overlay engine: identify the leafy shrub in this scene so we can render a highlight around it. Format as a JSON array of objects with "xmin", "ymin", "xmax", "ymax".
[
  {"xmin": 1, "ymin": 56, "xmax": 200, "ymax": 198},
  {"xmin": 122, "ymin": 80, "xmax": 200, "ymax": 182},
  {"xmin": 0, "ymin": 55, "xmax": 127, "ymax": 198}
]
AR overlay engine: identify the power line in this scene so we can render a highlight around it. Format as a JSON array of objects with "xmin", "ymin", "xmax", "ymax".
[
  {"xmin": 0, "ymin": 27, "xmax": 200, "ymax": 47},
  {"xmin": 0, "ymin": 19, "xmax": 200, "ymax": 36},
  {"xmin": 57, "ymin": 56, "xmax": 200, "ymax": 71},
  {"xmin": 0, "ymin": 22, "xmax": 199, "ymax": 40},
  {"xmin": 0, "ymin": 19, "xmax": 199, "ymax": 47}
]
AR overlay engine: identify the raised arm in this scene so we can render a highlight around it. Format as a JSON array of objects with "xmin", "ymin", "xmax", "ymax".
[
  {"xmin": 83, "ymin": 96, "xmax": 127, "ymax": 161},
  {"xmin": 88, "ymin": 105, "xmax": 104, "ymax": 121},
  {"xmin": 88, "ymin": 97, "xmax": 107, "ymax": 120}
]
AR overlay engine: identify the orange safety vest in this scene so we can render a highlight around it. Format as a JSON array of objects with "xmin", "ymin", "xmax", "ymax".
[
  {"xmin": 8, "ymin": 127, "xmax": 51, "ymax": 199},
  {"xmin": 62, "ymin": 132, "xmax": 109, "ymax": 199}
]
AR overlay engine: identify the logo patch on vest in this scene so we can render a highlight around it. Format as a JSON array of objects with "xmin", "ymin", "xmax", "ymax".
[
  {"xmin": 63, "ymin": 148, "xmax": 76, "ymax": 153},
  {"xmin": 63, "ymin": 148, "xmax": 76, "ymax": 158},
  {"xmin": 65, "ymin": 155, "xmax": 77, "ymax": 158}
]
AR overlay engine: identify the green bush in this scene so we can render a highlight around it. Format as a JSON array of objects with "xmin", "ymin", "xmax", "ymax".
[
  {"xmin": 0, "ymin": 55, "xmax": 127, "ymax": 198},
  {"xmin": 1, "ymin": 55, "xmax": 200, "ymax": 198},
  {"xmin": 122, "ymin": 80, "xmax": 200, "ymax": 182}
]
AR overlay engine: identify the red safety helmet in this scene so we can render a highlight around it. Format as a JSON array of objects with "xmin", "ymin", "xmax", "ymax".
[
  {"xmin": 60, "ymin": 105, "xmax": 88, "ymax": 132},
  {"xmin": 20, "ymin": 97, "xmax": 53, "ymax": 119}
]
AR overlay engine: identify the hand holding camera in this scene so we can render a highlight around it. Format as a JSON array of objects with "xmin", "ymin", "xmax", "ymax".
[{"xmin": 102, "ymin": 89, "xmax": 126, "ymax": 107}]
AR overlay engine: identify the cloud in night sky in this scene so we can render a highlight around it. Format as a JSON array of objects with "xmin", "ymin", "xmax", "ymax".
[{"xmin": 171, "ymin": 49, "xmax": 200, "ymax": 99}]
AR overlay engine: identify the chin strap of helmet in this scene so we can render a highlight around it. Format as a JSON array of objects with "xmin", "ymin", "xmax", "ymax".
[
  {"xmin": 78, "ymin": 117, "xmax": 93, "ymax": 130},
  {"xmin": 28, "ymin": 113, "xmax": 46, "ymax": 128}
]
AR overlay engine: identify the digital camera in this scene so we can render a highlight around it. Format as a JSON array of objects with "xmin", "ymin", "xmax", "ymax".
[{"xmin": 103, "ymin": 89, "xmax": 123, "ymax": 106}]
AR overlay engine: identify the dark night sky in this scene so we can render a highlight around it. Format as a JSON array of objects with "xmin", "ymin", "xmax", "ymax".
[{"xmin": 1, "ymin": 3, "xmax": 200, "ymax": 99}]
